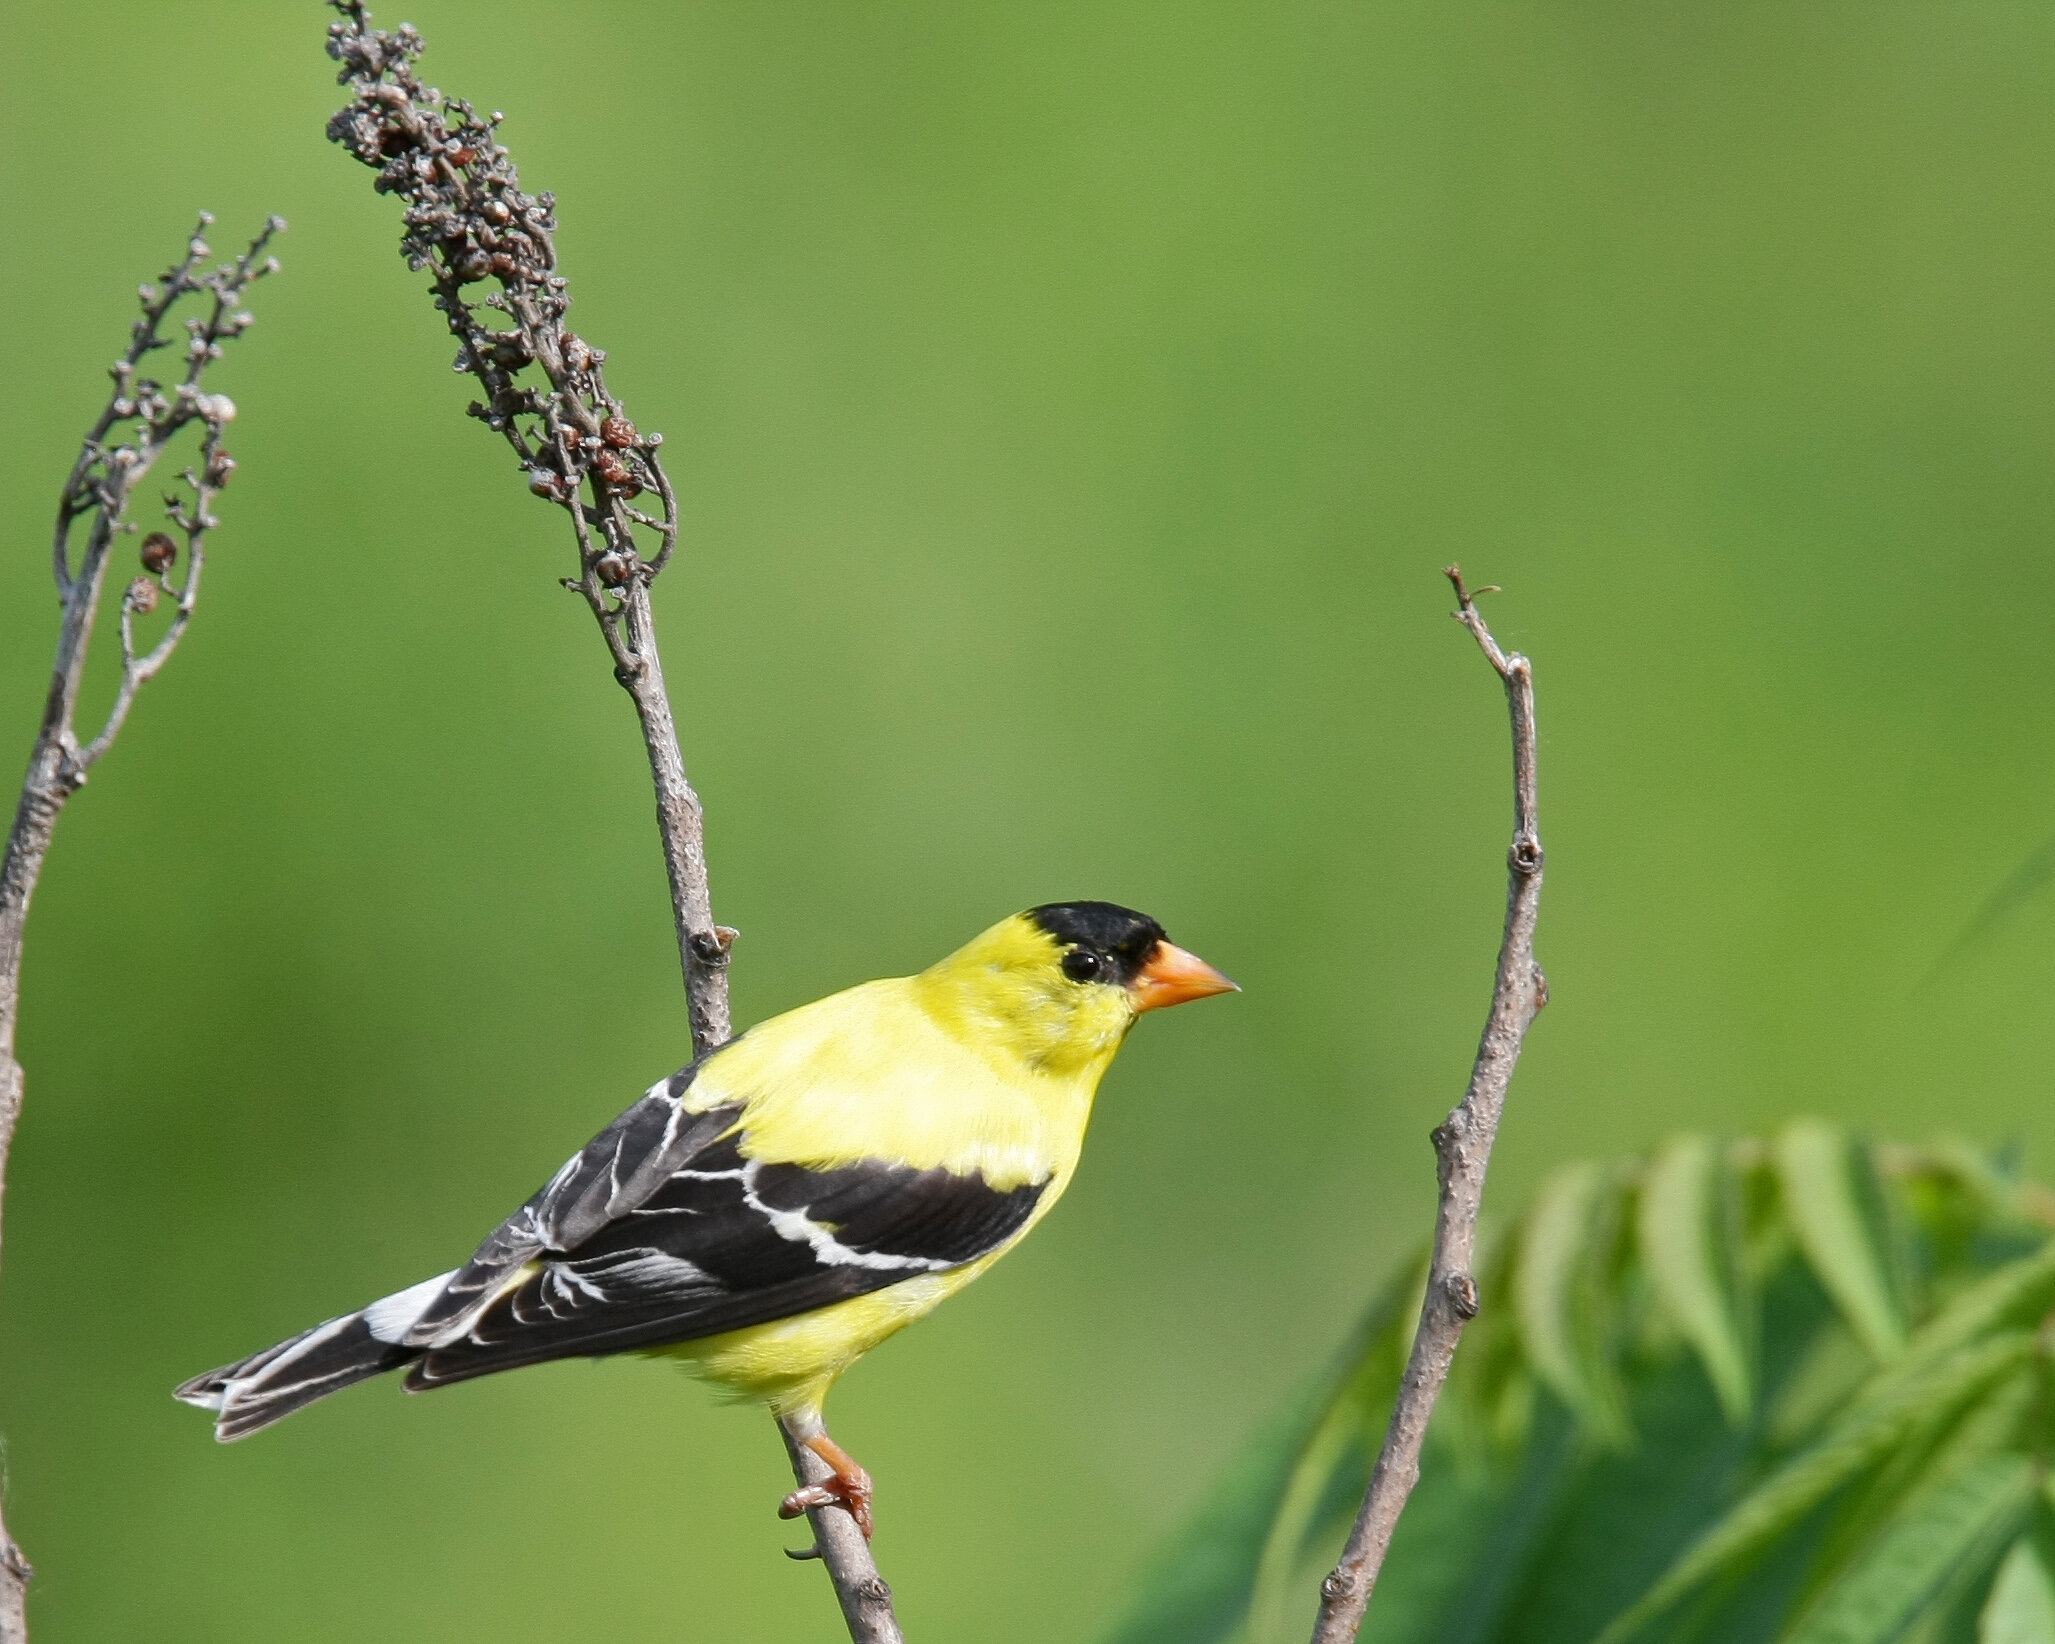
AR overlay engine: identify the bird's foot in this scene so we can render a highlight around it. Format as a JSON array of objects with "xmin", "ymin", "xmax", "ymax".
[{"xmin": 779, "ymin": 1431, "xmax": 874, "ymax": 1540}]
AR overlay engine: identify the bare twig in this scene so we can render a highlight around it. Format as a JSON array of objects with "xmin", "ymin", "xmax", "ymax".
[
  {"xmin": 321, "ymin": 9, "xmax": 897, "ymax": 1637},
  {"xmin": 1307, "ymin": 567, "xmax": 1546, "ymax": 1644},
  {"xmin": 0, "ymin": 214, "xmax": 282, "ymax": 1644}
]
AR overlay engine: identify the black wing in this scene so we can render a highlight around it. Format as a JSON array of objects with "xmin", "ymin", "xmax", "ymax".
[
  {"xmin": 403, "ymin": 1061, "xmax": 737, "ymax": 1348},
  {"xmin": 402, "ymin": 1073, "xmax": 1047, "ymax": 1388}
]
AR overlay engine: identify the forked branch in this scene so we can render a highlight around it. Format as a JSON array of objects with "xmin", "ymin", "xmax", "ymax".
[
  {"xmin": 1307, "ymin": 567, "xmax": 1546, "ymax": 1644},
  {"xmin": 0, "ymin": 212, "xmax": 282, "ymax": 1644},
  {"xmin": 321, "ymin": 8, "xmax": 897, "ymax": 1637}
]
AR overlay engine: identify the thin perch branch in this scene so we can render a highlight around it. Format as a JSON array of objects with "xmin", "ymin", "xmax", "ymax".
[
  {"xmin": 1307, "ymin": 566, "xmax": 1546, "ymax": 1644},
  {"xmin": 321, "ymin": 9, "xmax": 897, "ymax": 1637},
  {"xmin": 0, "ymin": 213, "xmax": 282, "ymax": 1644},
  {"xmin": 779, "ymin": 1417, "xmax": 908, "ymax": 1644}
]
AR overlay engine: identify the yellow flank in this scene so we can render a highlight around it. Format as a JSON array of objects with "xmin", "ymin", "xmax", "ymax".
[
  {"xmin": 656, "ymin": 1258, "xmax": 1000, "ymax": 1414},
  {"xmin": 658, "ymin": 913, "xmax": 1139, "ymax": 1408}
]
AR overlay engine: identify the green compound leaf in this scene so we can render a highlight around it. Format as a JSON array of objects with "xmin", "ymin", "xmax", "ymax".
[
  {"xmin": 1783, "ymin": 1453, "xmax": 2033, "ymax": 1644},
  {"xmin": 1981, "ymin": 1535, "xmax": 2055, "ymax": 1644},
  {"xmin": 1515, "ymin": 1161, "xmax": 1627, "ymax": 1440},
  {"xmin": 1591, "ymin": 1333, "xmax": 2033, "ymax": 1644},
  {"xmin": 1639, "ymin": 1133, "xmax": 1754, "ymax": 1425},
  {"xmin": 1103, "ymin": 1126, "xmax": 2055, "ymax": 1644},
  {"xmin": 1839, "ymin": 1242, "xmax": 2055, "ymax": 1431},
  {"xmin": 1776, "ymin": 1120, "xmax": 1909, "ymax": 1364},
  {"xmin": 1096, "ymin": 1260, "xmax": 1420, "ymax": 1644}
]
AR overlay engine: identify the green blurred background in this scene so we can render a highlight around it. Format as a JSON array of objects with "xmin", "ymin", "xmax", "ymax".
[{"xmin": 5, "ymin": 1, "xmax": 2055, "ymax": 1638}]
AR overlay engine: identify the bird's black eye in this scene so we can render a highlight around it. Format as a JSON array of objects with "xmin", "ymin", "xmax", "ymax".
[{"xmin": 1062, "ymin": 948, "xmax": 1103, "ymax": 983}]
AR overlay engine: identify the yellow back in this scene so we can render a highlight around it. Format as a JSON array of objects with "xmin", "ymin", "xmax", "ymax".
[{"xmin": 686, "ymin": 912, "xmax": 1136, "ymax": 1190}]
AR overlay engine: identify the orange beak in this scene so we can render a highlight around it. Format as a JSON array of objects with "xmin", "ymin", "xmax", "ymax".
[{"xmin": 1130, "ymin": 941, "xmax": 1239, "ymax": 1013}]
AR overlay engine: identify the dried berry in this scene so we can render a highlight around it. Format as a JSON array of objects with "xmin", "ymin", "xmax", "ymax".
[
  {"xmin": 528, "ymin": 469, "xmax": 565, "ymax": 500},
  {"xmin": 600, "ymin": 415, "xmax": 638, "ymax": 448},
  {"xmin": 594, "ymin": 551, "xmax": 633, "ymax": 587},
  {"xmin": 561, "ymin": 333, "xmax": 592, "ymax": 373},
  {"xmin": 206, "ymin": 451, "xmax": 237, "ymax": 488},
  {"xmin": 140, "ymin": 532, "xmax": 177, "ymax": 574},
  {"xmin": 126, "ymin": 577, "xmax": 160, "ymax": 615},
  {"xmin": 593, "ymin": 449, "xmax": 632, "ymax": 486}
]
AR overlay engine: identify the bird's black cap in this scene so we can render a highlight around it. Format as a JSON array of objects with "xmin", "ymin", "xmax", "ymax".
[{"xmin": 1025, "ymin": 901, "xmax": 1167, "ymax": 986}]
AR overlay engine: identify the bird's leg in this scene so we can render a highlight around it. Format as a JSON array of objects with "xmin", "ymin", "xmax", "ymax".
[{"xmin": 778, "ymin": 1423, "xmax": 875, "ymax": 1541}]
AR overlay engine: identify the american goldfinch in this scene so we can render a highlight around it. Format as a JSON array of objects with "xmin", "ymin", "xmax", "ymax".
[{"xmin": 176, "ymin": 902, "xmax": 1233, "ymax": 1534}]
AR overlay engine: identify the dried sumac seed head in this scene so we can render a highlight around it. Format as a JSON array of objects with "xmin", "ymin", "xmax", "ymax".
[
  {"xmin": 593, "ymin": 450, "xmax": 633, "ymax": 486},
  {"xmin": 127, "ymin": 576, "xmax": 160, "ymax": 615},
  {"xmin": 140, "ymin": 532, "xmax": 177, "ymax": 574},
  {"xmin": 594, "ymin": 550, "xmax": 633, "ymax": 587},
  {"xmin": 600, "ymin": 415, "xmax": 638, "ymax": 448}
]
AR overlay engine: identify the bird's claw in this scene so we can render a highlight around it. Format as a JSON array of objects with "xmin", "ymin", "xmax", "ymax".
[{"xmin": 779, "ymin": 1467, "xmax": 874, "ymax": 1540}]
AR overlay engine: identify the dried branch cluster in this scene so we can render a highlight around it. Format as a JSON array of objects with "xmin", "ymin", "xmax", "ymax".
[
  {"xmin": 0, "ymin": 212, "xmax": 282, "ymax": 1644},
  {"xmin": 324, "ymin": 0, "xmax": 733, "ymax": 1055},
  {"xmin": 47, "ymin": 218, "xmax": 283, "ymax": 789}
]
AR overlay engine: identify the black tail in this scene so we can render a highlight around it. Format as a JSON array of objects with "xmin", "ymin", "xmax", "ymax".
[{"xmin": 175, "ymin": 1271, "xmax": 455, "ymax": 1440}]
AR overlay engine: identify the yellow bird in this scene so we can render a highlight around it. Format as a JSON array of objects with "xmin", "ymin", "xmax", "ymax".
[{"xmin": 176, "ymin": 902, "xmax": 1234, "ymax": 1534}]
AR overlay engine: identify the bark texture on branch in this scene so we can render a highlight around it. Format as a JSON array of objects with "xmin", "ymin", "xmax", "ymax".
[
  {"xmin": 1307, "ymin": 567, "xmax": 1546, "ymax": 1644},
  {"xmin": 780, "ymin": 1417, "xmax": 909, "ymax": 1644},
  {"xmin": 0, "ymin": 214, "xmax": 281, "ymax": 1644},
  {"xmin": 323, "ymin": 8, "xmax": 895, "ymax": 1634}
]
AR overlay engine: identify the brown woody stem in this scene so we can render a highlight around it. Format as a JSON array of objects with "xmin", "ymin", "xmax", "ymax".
[
  {"xmin": 0, "ymin": 213, "xmax": 280, "ymax": 1644},
  {"xmin": 1307, "ymin": 567, "xmax": 1546, "ymax": 1644},
  {"xmin": 324, "ymin": 6, "xmax": 893, "ymax": 1634}
]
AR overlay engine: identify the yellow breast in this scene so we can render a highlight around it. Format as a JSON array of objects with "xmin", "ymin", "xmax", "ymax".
[
  {"xmin": 686, "ymin": 976, "xmax": 1112, "ymax": 1189},
  {"xmin": 650, "ymin": 926, "xmax": 1133, "ymax": 1412}
]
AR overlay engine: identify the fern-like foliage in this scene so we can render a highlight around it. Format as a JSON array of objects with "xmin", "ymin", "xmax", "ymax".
[{"xmin": 1103, "ymin": 1121, "xmax": 2055, "ymax": 1644}]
